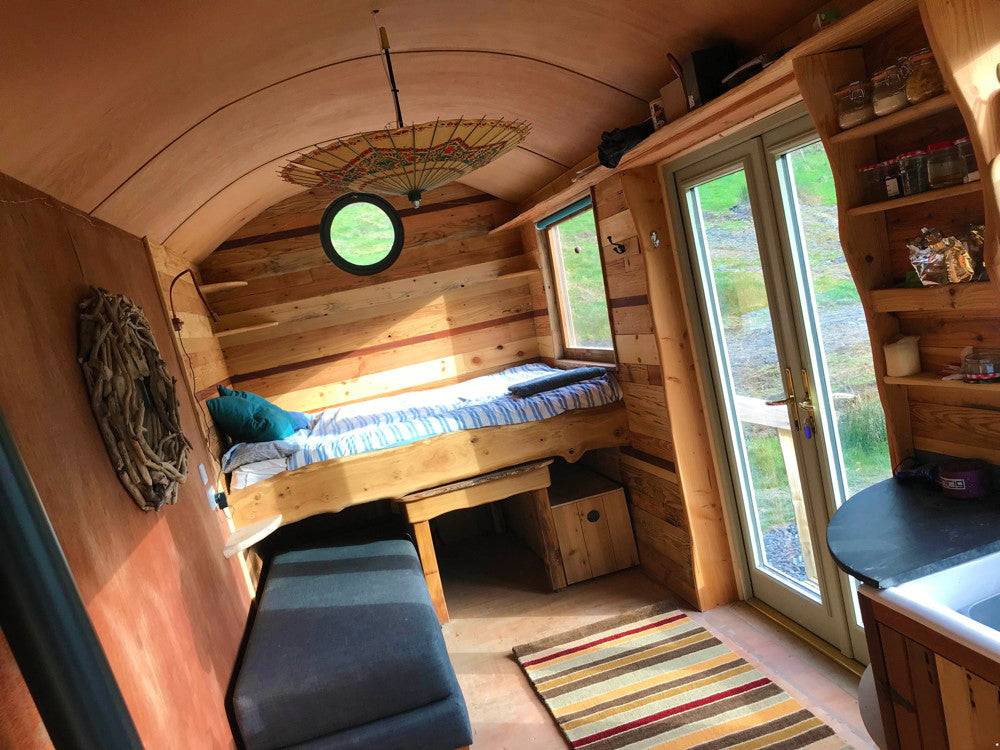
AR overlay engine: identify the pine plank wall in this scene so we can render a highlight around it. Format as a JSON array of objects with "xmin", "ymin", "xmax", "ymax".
[
  {"xmin": 197, "ymin": 184, "xmax": 541, "ymax": 413},
  {"xmin": 594, "ymin": 176, "xmax": 699, "ymax": 605},
  {"xmin": 523, "ymin": 176, "xmax": 700, "ymax": 605}
]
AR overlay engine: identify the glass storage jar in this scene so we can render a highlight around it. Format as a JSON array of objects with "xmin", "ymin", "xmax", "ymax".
[
  {"xmin": 898, "ymin": 151, "xmax": 929, "ymax": 196},
  {"xmin": 882, "ymin": 159, "xmax": 903, "ymax": 199},
  {"xmin": 859, "ymin": 163, "xmax": 885, "ymax": 203},
  {"xmin": 871, "ymin": 64, "xmax": 908, "ymax": 116},
  {"xmin": 833, "ymin": 81, "xmax": 875, "ymax": 130},
  {"xmin": 905, "ymin": 49, "xmax": 945, "ymax": 103},
  {"xmin": 927, "ymin": 141, "xmax": 966, "ymax": 188},
  {"xmin": 954, "ymin": 137, "xmax": 979, "ymax": 182}
]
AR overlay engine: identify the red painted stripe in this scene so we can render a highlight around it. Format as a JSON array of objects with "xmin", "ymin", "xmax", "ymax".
[
  {"xmin": 609, "ymin": 294, "xmax": 649, "ymax": 309},
  {"xmin": 571, "ymin": 677, "xmax": 772, "ymax": 747},
  {"xmin": 521, "ymin": 613, "xmax": 687, "ymax": 668}
]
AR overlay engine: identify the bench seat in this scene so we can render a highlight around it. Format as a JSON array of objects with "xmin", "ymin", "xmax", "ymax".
[{"xmin": 232, "ymin": 540, "xmax": 472, "ymax": 749}]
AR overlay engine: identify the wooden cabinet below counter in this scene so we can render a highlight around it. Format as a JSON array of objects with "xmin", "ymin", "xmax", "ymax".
[{"xmin": 861, "ymin": 589, "xmax": 1000, "ymax": 749}]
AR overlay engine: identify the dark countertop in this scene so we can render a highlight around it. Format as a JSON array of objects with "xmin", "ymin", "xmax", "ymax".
[{"xmin": 827, "ymin": 478, "xmax": 1000, "ymax": 589}]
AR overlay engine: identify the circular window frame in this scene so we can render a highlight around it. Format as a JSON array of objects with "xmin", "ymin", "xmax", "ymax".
[{"xmin": 319, "ymin": 192, "xmax": 404, "ymax": 276}]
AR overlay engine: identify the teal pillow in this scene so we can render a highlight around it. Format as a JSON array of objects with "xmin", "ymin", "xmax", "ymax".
[
  {"xmin": 218, "ymin": 386, "xmax": 311, "ymax": 431},
  {"xmin": 207, "ymin": 394, "xmax": 296, "ymax": 444}
]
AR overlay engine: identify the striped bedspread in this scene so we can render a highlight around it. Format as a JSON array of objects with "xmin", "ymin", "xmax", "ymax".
[{"xmin": 228, "ymin": 363, "xmax": 621, "ymax": 489}]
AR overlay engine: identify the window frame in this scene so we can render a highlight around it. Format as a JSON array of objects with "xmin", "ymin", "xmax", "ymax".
[
  {"xmin": 319, "ymin": 192, "xmax": 404, "ymax": 276},
  {"xmin": 541, "ymin": 202, "xmax": 617, "ymax": 365}
]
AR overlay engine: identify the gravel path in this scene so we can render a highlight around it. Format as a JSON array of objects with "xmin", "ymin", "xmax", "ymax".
[{"xmin": 762, "ymin": 522, "xmax": 809, "ymax": 583}]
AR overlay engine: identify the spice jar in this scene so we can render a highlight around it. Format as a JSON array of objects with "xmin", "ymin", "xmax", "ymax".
[
  {"xmin": 954, "ymin": 137, "xmax": 980, "ymax": 182},
  {"xmin": 859, "ymin": 163, "xmax": 885, "ymax": 203},
  {"xmin": 871, "ymin": 64, "xmax": 909, "ymax": 116},
  {"xmin": 834, "ymin": 81, "xmax": 875, "ymax": 130},
  {"xmin": 898, "ymin": 151, "xmax": 929, "ymax": 196},
  {"xmin": 905, "ymin": 49, "xmax": 945, "ymax": 103},
  {"xmin": 927, "ymin": 141, "xmax": 966, "ymax": 188},
  {"xmin": 882, "ymin": 159, "xmax": 902, "ymax": 200}
]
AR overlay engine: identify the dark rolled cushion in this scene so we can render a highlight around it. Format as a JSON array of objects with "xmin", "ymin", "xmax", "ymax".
[
  {"xmin": 507, "ymin": 366, "xmax": 607, "ymax": 397},
  {"xmin": 232, "ymin": 540, "xmax": 468, "ymax": 750}
]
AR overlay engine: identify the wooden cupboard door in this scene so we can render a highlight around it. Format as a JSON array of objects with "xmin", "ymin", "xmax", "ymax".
[
  {"xmin": 577, "ymin": 496, "xmax": 618, "ymax": 577},
  {"xmin": 552, "ymin": 490, "xmax": 639, "ymax": 585},
  {"xmin": 552, "ymin": 502, "xmax": 592, "ymax": 585},
  {"xmin": 879, "ymin": 624, "xmax": 924, "ymax": 749},
  {"xmin": 602, "ymin": 489, "xmax": 640, "ymax": 570},
  {"xmin": 936, "ymin": 656, "xmax": 1000, "ymax": 750}
]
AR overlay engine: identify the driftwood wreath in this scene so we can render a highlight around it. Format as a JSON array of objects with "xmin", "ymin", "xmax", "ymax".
[{"xmin": 78, "ymin": 287, "xmax": 190, "ymax": 511}]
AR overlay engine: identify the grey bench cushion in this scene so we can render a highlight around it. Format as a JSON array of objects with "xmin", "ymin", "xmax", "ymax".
[{"xmin": 232, "ymin": 540, "xmax": 469, "ymax": 749}]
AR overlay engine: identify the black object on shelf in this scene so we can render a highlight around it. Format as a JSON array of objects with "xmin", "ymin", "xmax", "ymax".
[
  {"xmin": 682, "ymin": 43, "xmax": 739, "ymax": 108},
  {"xmin": 597, "ymin": 120, "xmax": 655, "ymax": 168}
]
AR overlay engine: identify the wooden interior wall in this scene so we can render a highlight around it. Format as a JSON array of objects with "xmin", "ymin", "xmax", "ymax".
[
  {"xmin": 0, "ymin": 173, "xmax": 250, "ymax": 749},
  {"xmin": 199, "ymin": 184, "xmax": 541, "ymax": 412},
  {"xmin": 593, "ymin": 175, "xmax": 700, "ymax": 605},
  {"xmin": 148, "ymin": 240, "xmax": 230, "ymax": 459}
]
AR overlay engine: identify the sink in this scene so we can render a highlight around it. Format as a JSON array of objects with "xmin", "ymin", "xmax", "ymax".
[
  {"xmin": 875, "ymin": 548, "xmax": 1000, "ymax": 663},
  {"xmin": 968, "ymin": 594, "xmax": 1000, "ymax": 630}
]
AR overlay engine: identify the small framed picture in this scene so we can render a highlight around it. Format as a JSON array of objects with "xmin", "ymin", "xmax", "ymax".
[{"xmin": 649, "ymin": 98, "xmax": 667, "ymax": 130}]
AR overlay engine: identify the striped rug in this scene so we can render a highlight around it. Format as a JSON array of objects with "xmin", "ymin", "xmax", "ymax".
[{"xmin": 513, "ymin": 604, "xmax": 847, "ymax": 749}]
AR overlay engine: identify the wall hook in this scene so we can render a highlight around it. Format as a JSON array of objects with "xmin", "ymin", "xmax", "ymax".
[{"xmin": 607, "ymin": 236, "xmax": 627, "ymax": 254}]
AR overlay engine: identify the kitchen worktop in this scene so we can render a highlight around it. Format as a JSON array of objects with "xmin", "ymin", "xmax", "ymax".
[{"xmin": 827, "ymin": 477, "xmax": 1000, "ymax": 589}]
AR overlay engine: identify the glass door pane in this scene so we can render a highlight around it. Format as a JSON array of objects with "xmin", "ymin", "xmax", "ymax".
[
  {"xmin": 772, "ymin": 136, "xmax": 893, "ymax": 657},
  {"xmin": 776, "ymin": 141, "xmax": 892, "ymax": 499},
  {"xmin": 686, "ymin": 167, "xmax": 820, "ymax": 595}
]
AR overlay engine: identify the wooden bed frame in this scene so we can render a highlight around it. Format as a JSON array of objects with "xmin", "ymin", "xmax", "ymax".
[{"xmin": 227, "ymin": 403, "xmax": 629, "ymax": 528}]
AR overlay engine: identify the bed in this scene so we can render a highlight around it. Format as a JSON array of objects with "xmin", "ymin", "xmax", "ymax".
[{"xmin": 225, "ymin": 363, "xmax": 629, "ymax": 528}]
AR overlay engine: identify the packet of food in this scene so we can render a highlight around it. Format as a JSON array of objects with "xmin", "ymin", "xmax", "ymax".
[{"xmin": 907, "ymin": 227, "xmax": 975, "ymax": 285}]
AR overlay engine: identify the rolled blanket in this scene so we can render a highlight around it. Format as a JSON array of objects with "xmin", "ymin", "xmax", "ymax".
[{"xmin": 507, "ymin": 366, "xmax": 607, "ymax": 397}]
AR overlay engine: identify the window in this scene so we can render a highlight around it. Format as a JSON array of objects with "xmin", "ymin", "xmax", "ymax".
[
  {"xmin": 320, "ymin": 193, "xmax": 404, "ymax": 275},
  {"xmin": 540, "ymin": 200, "xmax": 614, "ymax": 362}
]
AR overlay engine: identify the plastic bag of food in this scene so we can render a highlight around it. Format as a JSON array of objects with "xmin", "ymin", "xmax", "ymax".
[{"xmin": 907, "ymin": 227, "xmax": 976, "ymax": 285}]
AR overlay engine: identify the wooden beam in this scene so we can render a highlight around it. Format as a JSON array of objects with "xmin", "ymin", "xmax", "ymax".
[{"xmin": 620, "ymin": 166, "xmax": 738, "ymax": 611}]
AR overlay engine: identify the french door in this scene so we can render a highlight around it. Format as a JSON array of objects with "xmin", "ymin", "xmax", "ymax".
[{"xmin": 668, "ymin": 113, "xmax": 891, "ymax": 660}]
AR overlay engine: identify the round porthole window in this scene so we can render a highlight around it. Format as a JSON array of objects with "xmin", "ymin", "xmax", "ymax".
[{"xmin": 320, "ymin": 193, "xmax": 404, "ymax": 275}]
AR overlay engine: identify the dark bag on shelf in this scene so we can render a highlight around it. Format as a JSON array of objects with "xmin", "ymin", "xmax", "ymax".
[{"xmin": 597, "ymin": 120, "xmax": 655, "ymax": 169}]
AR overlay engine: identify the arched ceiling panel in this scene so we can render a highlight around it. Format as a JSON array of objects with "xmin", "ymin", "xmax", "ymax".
[
  {"xmin": 1, "ymin": 0, "xmax": 828, "ymax": 261},
  {"xmin": 92, "ymin": 52, "xmax": 649, "ymax": 244}
]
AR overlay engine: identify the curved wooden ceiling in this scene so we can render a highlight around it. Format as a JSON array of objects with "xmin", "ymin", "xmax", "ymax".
[{"xmin": 1, "ymin": 0, "xmax": 823, "ymax": 261}]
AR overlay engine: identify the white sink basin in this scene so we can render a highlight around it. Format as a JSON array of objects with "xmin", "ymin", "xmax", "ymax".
[{"xmin": 872, "ymin": 548, "xmax": 1000, "ymax": 663}]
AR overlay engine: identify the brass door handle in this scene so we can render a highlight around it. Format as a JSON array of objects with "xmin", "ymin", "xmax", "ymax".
[{"xmin": 765, "ymin": 395, "xmax": 795, "ymax": 406}]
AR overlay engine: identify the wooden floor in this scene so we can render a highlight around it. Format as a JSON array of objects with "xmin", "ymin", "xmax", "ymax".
[{"xmin": 439, "ymin": 534, "xmax": 875, "ymax": 749}]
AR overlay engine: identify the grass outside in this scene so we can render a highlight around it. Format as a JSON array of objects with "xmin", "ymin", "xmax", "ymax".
[
  {"xmin": 327, "ymin": 202, "xmax": 397, "ymax": 265},
  {"xmin": 550, "ymin": 210, "xmax": 613, "ymax": 349}
]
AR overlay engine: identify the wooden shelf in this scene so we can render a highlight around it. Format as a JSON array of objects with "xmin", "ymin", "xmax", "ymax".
[
  {"xmin": 871, "ymin": 282, "xmax": 999, "ymax": 313},
  {"xmin": 491, "ymin": 0, "xmax": 919, "ymax": 235},
  {"xmin": 884, "ymin": 372, "xmax": 1000, "ymax": 391},
  {"xmin": 213, "ymin": 321, "xmax": 279, "ymax": 338},
  {"xmin": 199, "ymin": 281, "xmax": 248, "ymax": 294},
  {"xmin": 847, "ymin": 181, "xmax": 982, "ymax": 216},
  {"xmin": 829, "ymin": 93, "xmax": 956, "ymax": 144}
]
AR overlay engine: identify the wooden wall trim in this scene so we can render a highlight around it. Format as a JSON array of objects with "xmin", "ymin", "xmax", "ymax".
[{"xmin": 620, "ymin": 165, "xmax": 738, "ymax": 610}]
